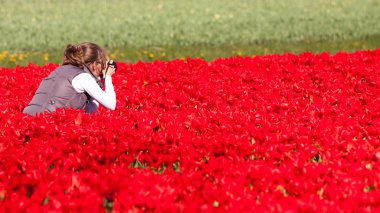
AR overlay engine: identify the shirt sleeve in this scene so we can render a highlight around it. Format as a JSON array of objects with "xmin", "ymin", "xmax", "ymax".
[{"xmin": 72, "ymin": 73, "xmax": 116, "ymax": 110}]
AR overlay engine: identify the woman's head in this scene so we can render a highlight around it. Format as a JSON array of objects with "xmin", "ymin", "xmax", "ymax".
[{"xmin": 62, "ymin": 42, "xmax": 107, "ymax": 74}]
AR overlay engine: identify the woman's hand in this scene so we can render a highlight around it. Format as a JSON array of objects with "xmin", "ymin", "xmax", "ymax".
[{"xmin": 103, "ymin": 60, "xmax": 116, "ymax": 77}]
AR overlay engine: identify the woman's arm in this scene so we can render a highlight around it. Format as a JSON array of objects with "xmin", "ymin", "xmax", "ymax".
[{"xmin": 72, "ymin": 73, "xmax": 116, "ymax": 110}]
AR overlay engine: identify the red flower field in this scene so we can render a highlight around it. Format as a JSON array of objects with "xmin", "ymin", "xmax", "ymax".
[{"xmin": 1, "ymin": 49, "xmax": 380, "ymax": 212}]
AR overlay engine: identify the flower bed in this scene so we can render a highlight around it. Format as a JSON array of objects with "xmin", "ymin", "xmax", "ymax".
[{"xmin": 1, "ymin": 49, "xmax": 380, "ymax": 212}]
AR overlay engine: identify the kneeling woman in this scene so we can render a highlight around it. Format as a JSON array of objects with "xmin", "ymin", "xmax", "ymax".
[{"xmin": 23, "ymin": 42, "xmax": 116, "ymax": 116}]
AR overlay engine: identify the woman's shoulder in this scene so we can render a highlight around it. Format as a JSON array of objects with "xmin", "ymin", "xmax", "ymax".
[
  {"xmin": 50, "ymin": 65, "xmax": 87, "ymax": 82},
  {"xmin": 54, "ymin": 65, "xmax": 85, "ymax": 76},
  {"xmin": 57, "ymin": 64, "xmax": 84, "ymax": 72}
]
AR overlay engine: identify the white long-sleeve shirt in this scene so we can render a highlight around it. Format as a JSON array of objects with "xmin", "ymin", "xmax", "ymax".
[{"xmin": 71, "ymin": 73, "xmax": 116, "ymax": 112}]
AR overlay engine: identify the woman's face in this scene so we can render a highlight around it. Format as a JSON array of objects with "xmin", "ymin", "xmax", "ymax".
[{"xmin": 91, "ymin": 61, "xmax": 104, "ymax": 78}]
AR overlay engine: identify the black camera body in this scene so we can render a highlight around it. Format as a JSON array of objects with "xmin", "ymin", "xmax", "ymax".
[{"xmin": 107, "ymin": 60, "xmax": 117, "ymax": 71}]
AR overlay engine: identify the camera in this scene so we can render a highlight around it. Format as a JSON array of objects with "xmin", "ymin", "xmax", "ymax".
[{"xmin": 107, "ymin": 60, "xmax": 117, "ymax": 72}]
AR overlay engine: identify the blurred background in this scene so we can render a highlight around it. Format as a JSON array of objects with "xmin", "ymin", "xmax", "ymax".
[{"xmin": 0, "ymin": 0, "xmax": 379, "ymax": 67}]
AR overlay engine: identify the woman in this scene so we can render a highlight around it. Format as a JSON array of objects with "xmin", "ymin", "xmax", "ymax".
[{"xmin": 23, "ymin": 42, "xmax": 116, "ymax": 116}]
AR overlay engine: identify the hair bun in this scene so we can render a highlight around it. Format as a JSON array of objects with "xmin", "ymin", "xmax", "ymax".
[
  {"xmin": 62, "ymin": 44, "xmax": 85, "ymax": 68},
  {"xmin": 66, "ymin": 44, "xmax": 79, "ymax": 53}
]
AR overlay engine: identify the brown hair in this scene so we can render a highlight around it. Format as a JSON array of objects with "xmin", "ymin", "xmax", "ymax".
[{"xmin": 62, "ymin": 42, "xmax": 107, "ymax": 69}]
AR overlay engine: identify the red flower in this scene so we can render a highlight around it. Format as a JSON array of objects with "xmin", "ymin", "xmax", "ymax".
[{"xmin": 1, "ymin": 49, "xmax": 380, "ymax": 212}]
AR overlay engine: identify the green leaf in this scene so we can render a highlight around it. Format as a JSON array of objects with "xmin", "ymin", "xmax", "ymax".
[
  {"xmin": 153, "ymin": 164, "xmax": 167, "ymax": 174},
  {"xmin": 172, "ymin": 161, "xmax": 181, "ymax": 172},
  {"xmin": 310, "ymin": 152, "xmax": 322, "ymax": 163},
  {"xmin": 363, "ymin": 185, "xmax": 376, "ymax": 193},
  {"xmin": 42, "ymin": 196, "xmax": 49, "ymax": 205},
  {"xmin": 128, "ymin": 159, "xmax": 144, "ymax": 169},
  {"xmin": 249, "ymin": 183, "xmax": 254, "ymax": 190},
  {"xmin": 103, "ymin": 198, "xmax": 114, "ymax": 212},
  {"xmin": 47, "ymin": 163, "xmax": 55, "ymax": 171},
  {"xmin": 245, "ymin": 154, "xmax": 258, "ymax": 161}
]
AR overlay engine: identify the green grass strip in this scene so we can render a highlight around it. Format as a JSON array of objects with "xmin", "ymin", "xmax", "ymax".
[{"xmin": 1, "ymin": 35, "xmax": 379, "ymax": 68}]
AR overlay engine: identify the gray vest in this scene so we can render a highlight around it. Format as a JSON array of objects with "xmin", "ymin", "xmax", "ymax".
[{"xmin": 23, "ymin": 65, "xmax": 91, "ymax": 116}]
